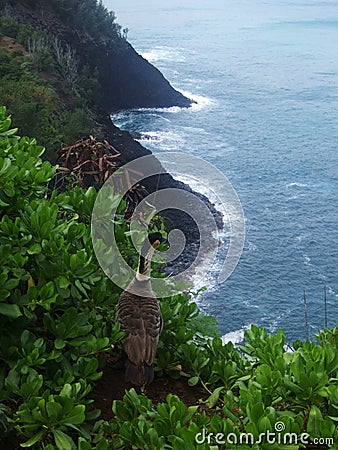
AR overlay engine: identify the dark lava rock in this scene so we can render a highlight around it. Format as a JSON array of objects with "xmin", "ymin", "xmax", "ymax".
[{"xmin": 100, "ymin": 42, "xmax": 193, "ymax": 112}]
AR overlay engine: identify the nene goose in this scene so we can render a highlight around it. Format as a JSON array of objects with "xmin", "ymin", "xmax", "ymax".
[{"xmin": 116, "ymin": 232, "xmax": 165, "ymax": 386}]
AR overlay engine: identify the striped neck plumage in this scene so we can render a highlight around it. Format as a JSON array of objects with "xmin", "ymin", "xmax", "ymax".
[{"xmin": 136, "ymin": 245, "xmax": 155, "ymax": 282}]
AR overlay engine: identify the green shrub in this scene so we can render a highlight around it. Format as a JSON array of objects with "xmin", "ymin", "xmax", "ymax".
[
  {"xmin": 0, "ymin": 107, "xmax": 337, "ymax": 449},
  {"xmin": 0, "ymin": 108, "xmax": 124, "ymax": 447}
]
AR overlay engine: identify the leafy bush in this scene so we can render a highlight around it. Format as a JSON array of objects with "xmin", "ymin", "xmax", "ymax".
[
  {"xmin": 109, "ymin": 389, "xmax": 207, "ymax": 450},
  {"xmin": 102, "ymin": 325, "xmax": 338, "ymax": 449},
  {"xmin": 0, "ymin": 108, "xmax": 337, "ymax": 449},
  {"xmin": 0, "ymin": 108, "xmax": 124, "ymax": 448},
  {"xmin": 0, "ymin": 18, "xmax": 98, "ymax": 154}
]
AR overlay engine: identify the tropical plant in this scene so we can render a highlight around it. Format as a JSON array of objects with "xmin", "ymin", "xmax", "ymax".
[
  {"xmin": 0, "ymin": 108, "xmax": 125, "ymax": 448},
  {"xmin": 1, "ymin": 108, "xmax": 337, "ymax": 449}
]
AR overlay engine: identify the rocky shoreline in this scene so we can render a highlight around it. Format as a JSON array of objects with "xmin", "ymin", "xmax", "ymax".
[
  {"xmin": 98, "ymin": 111, "xmax": 224, "ymax": 277},
  {"xmin": 2, "ymin": 0, "xmax": 223, "ymax": 276}
]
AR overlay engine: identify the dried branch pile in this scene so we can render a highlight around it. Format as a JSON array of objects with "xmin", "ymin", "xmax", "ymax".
[
  {"xmin": 52, "ymin": 136, "xmax": 148, "ymax": 216},
  {"xmin": 55, "ymin": 136, "xmax": 120, "ymax": 188}
]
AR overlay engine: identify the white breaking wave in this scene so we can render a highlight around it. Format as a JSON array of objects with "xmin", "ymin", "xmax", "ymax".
[
  {"xmin": 222, "ymin": 325, "xmax": 251, "ymax": 345},
  {"xmin": 138, "ymin": 105, "xmax": 184, "ymax": 114},
  {"xmin": 173, "ymin": 174, "xmax": 228, "ymax": 219},
  {"xmin": 286, "ymin": 182, "xmax": 308, "ymax": 188},
  {"xmin": 141, "ymin": 45, "xmax": 186, "ymax": 63},
  {"xmin": 135, "ymin": 131, "xmax": 163, "ymax": 142},
  {"xmin": 137, "ymin": 130, "xmax": 185, "ymax": 151},
  {"xmin": 248, "ymin": 241, "xmax": 257, "ymax": 251},
  {"xmin": 303, "ymin": 254, "xmax": 311, "ymax": 266},
  {"xmin": 169, "ymin": 171, "xmax": 245, "ymax": 310},
  {"xmin": 295, "ymin": 233, "xmax": 308, "ymax": 243},
  {"xmin": 327, "ymin": 285, "xmax": 336, "ymax": 296},
  {"xmin": 179, "ymin": 89, "xmax": 214, "ymax": 111},
  {"xmin": 136, "ymin": 90, "xmax": 213, "ymax": 114}
]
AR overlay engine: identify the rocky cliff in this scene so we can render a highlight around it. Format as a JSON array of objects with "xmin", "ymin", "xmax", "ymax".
[
  {"xmin": 0, "ymin": 0, "xmax": 221, "ymax": 274},
  {"xmin": 2, "ymin": 0, "xmax": 192, "ymax": 112},
  {"xmin": 95, "ymin": 42, "xmax": 192, "ymax": 112}
]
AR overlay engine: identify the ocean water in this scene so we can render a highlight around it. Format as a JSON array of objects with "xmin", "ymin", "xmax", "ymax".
[{"xmin": 103, "ymin": 0, "xmax": 338, "ymax": 343}]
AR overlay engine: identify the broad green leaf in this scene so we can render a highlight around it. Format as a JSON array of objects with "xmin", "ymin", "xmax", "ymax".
[
  {"xmin": 61, "ymin": 404, "xmax": 85, "ymax": 425},
  {"xmin": 0, "ymin": 303, "xmax": 22, "ymax": 318},
  {"xmin": 0, "ymin": 289, "xmax": 10, "ymax": 300},
  {"xmin": 284, "ymin": 380, "xmax": 303, "ymax": 394},
  {"xmin": 55, "ymin": 339, "xmax": 66, "ymax": 349},
  {"xmin": 28, "ymin": 243, "xmax": 42, "ymax": 255},
  {"xmin": 96, "ymin": 438, "xmax": 109, "ymax": 450},
  {"xmin": 78, "ymin": 438, "xmax": 93, "ymax": 450},
  {"xmin": 307, "ymin": 404, "xmax": 323, "ymax": 437},
  {"xmin": 206, "ymin": 386, "xmax": 224, "ymax": 409},
  {"xmin": 46, "ymin": 401, "xmax": 62, "ymax": 420},
  {"xmin": 188, "ymin": 376, "xmax": 199, "ymax": 387},
  {"xmin": 249, "ymin": 402, "xmax": 264, "ymax": 423},
  {"xmin": 58, "ymin": 275, "xmax": 70, "ymax": 289},
  {"xmin": 60, "ymin": 383, "xmax": 72, "ymax": 398},
  {"xmin": 328, "ymin": 416, "xmax": 338, "ymax": 422},
  {"xmin": 20, "ymin": 430, "xmax": 44, "ymax": 447},
  {"xmin": 258, "ymin": 416, "xmax": 271, "ymax": 433},
  {"xmin": 0, "ymin": 198, "xmax": 9, "ymax": 206},
  {"xmin": 53, "ymin": 429, "xmax": 74, "ymax": 450}
]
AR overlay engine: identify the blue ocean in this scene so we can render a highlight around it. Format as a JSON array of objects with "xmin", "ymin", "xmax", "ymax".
[{"xmin": 104, "ymin": 0, "xmax": 338, "ymax": 343}]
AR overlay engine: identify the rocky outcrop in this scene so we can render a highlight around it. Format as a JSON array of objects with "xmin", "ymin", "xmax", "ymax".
[
  {"xmin": 98, "ymin": 42, "xmax": 192, "ymax": 112},
  {"xmin": 3, "ymin": 1, "xmax": 221, "ymax": 275},
  {"xmin": 5, "ymin": 1, "xmax": 192, "ymax": 113},
  {"xmin": 99, "ymin": 114, "xmax": 223, "ymax": 276}
]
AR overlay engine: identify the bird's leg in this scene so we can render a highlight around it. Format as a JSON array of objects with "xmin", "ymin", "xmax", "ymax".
[{"xmin": 140, "ymin": 384, "xmax": 146, "ymax": 395}]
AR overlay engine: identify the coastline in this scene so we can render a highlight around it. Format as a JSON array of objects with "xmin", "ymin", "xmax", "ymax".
[
  {"xmin": 0, "ymin": 0, "xmax": 224, "ymax": 304},
  {"xmin": 101, "ymin": 109, "xmax": 224, "ymax": 279}
]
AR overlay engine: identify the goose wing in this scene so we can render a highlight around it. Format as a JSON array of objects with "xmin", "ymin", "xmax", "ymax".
[{"xmin": 116, "ymin": 291, "xmax": 162, "ymax": 366}]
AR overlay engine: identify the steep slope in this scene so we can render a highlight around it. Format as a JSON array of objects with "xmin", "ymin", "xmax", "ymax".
[
  {"xmin": 1, "ymin": 0, "xmax": 192, "ymax": 112},
  {"xmin": 0, "ymin": 0, "xmax": 220, "ymax": 273},
  {"xmin": 97, "ymin": 41, "xmax": 192, "ymax": 111}
]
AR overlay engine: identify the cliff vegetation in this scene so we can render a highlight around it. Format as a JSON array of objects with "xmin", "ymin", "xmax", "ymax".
[
  {"xmin": 0, "ymin": 0, "xmax": 191, "ymax": 159},
  {"xmin": 0, "ymin": 2, "xmax": 337, "ymax": 449},
  {"xmin": 0, "ymin": 110, "xmax": 337, "ymax": 449}
]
